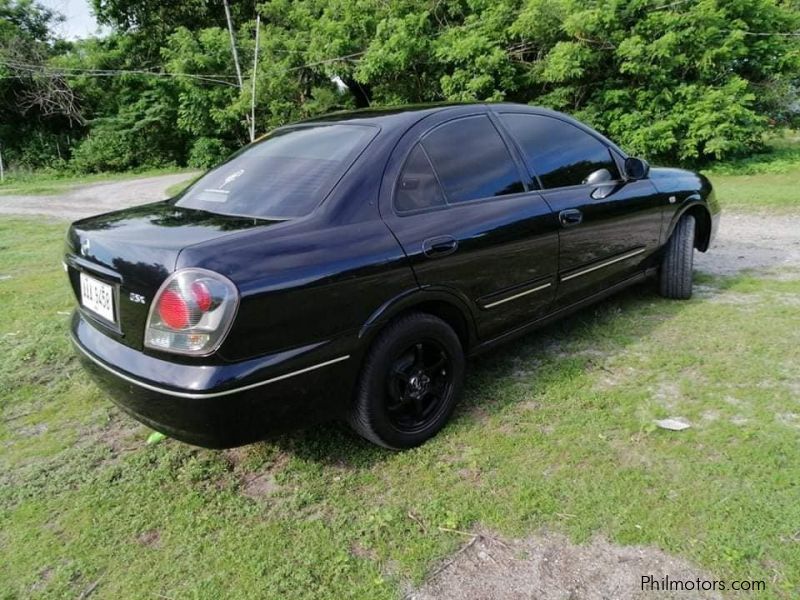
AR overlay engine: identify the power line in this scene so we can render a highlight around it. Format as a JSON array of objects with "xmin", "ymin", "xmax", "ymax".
[
  {"xmin": 723, "ymin": 29, "xmax": 800, "ymax": 37},
  {"xmin": 0, "ymin": 48, "xmax": 369, "ymax": 87},
  {"xmin": 1, "ymin": 59, "xmax": 241, "ymax": 87},
  {"xmin": 3, "ymin": 59, "xmax": 239, "ymax": 78}
]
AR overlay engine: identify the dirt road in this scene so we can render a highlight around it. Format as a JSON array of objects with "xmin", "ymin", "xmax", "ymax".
[{"xmin": 0, "ymin": 172, "xmax": 198, "ymax": 221}]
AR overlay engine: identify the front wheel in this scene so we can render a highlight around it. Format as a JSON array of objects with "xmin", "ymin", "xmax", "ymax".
[
  {"xmin": 349, "ymin": 313, "xmax": 465, "ymax": 449},
  {"xmin": 659, "ymin": 214, "xmax": 696, "ymax": 299}
]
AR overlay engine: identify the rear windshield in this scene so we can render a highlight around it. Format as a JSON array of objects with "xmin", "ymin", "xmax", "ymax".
[{"xmin": 176, "ymin": 123, "xmax": 377, "ymax": 219}]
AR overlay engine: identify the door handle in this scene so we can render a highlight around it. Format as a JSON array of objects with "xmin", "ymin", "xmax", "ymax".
[
  {"xmin": 422, "ymin": 236, "xmax": 458, "ymax": 258},
  {"xmin": 559, "ymin": 209, "xmax": 583, "ymax": 227}
]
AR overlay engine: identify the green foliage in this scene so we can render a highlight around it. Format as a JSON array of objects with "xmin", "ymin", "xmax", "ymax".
[
  {"xmin": 706, "ymin": 131, "xmax": 800, "ymax": 175},
  {"xmin": 0, "ymin": 0, "xmax": 77, "ymax": 169},
  {"xmin": 516, "ymin": 0, "xmax": 800, "ymax": 163},
  {"xmin": 2, "ymin": 0, "xmax": 799, "ymax": 171},
  {"xmin": 188, "ymin": 137, "xmax": 230, "ymax": 168},
  {"xmin": 70, "ymin": 127, "xmax": 135, "ymax": 172},
  {"xmin": 163, "ymin": 27, "xmax": 246, "ymax": 143},
  {"xmin": 70, "ymin": 87, "xmax": 185, "ymax": 173}
]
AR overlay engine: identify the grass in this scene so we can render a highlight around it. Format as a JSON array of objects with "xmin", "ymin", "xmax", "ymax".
[
  {"xmin": 0, "ymin": 167, "xmax": 193, "ymax": 197},
  {"xmin": 704, "ymin": 131, "xmax": 800, "ymax": 212},
  {"xmin": 1, "ymin": 213, "xmax": 799, "ymax": 598},
  {"xmin": 165, "ymin": 174, "xmax": 200, "ymax": 197},
  {"xmin": 708, "ymin": 168, "xmax": 799, "ymax": 212}
]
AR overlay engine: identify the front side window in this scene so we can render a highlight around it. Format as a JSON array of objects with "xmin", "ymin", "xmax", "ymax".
[
  {"xmin": 500, "ymin": 113, "xmax": 619, "ymax": 189},
  {"xmin": 177, "ymin": 124, "xmax": 377, "ymax": 219},
  {"xmin": 421, "ymin": 115, "xmax": 524, "ymax": 204}
]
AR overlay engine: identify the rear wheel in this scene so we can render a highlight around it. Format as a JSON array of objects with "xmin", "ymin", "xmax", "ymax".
[
  {"xmin": 349, "ymin": 313, "xmax": 465, "ymax": 449},
  {"xmin": 659, "ymin": 214, "xmax": 696, "ymax": 299}
]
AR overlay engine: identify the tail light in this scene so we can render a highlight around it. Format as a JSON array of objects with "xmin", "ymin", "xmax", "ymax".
[{"xmin": 145, "ymin": 268, "xmax": 239, "ymax": 356}]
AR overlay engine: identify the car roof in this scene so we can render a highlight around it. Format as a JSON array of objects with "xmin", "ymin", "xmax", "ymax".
[
  {"xmin": 299, "ymin": 102, "xmax": 570, "ymax": 127},
  {"xmin": 294, "ymin": 102, "xmax": 471, "ymax": 129},
  {"xmin": 288, "ymin": 102, "xmax": 626, "ymax": 157}
]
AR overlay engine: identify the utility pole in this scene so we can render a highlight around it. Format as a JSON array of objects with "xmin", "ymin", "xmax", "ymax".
[
  {"xmin": 250, "ymin": 14, "xmax": 260, "ymax": 142},
  {"xmin": 0, "ymin": 143, "xmax": 4, "ymax": 183},
  {"xmin": 222, "ymin": 0, "xmax": 252, "ymax": 139},
  {"xmin": 223, "ymin": 0, "xmax": 244, "ymax": 90}
]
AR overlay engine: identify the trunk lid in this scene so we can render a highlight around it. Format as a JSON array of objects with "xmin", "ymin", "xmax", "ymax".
[{"xmin": 66, "ymin": 201, "xmax": 279, "ymax": 351}]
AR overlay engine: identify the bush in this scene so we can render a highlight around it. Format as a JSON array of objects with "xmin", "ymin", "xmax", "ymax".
[
  {"xmin": 187, "ymin": 137, "xmax": 230, "ymax": 169},
  {"xmin": 70, "ymin": 128, "xmax": 137, "ymax": 173}
]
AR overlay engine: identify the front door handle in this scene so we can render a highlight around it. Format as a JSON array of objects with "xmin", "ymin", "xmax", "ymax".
[
  {"xmin": 559, "ymin": 209, "xmax": 583, "ymax": 227},
  {"xmin": 422, "ymin": 236, "xmax": 458, "ymax": 258}
]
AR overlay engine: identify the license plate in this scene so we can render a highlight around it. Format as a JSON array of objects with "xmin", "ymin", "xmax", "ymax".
[{"xmin": 80, "ymin": 272, "xmax": 115, "ymax": 323}]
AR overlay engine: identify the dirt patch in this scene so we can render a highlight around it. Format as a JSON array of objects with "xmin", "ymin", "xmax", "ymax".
[
  {"xmin": 15, "ymin": 423, "xmax": 48, "ymax": 437},
  {"xmin": 592, "ymin": 363, "xmax": 638, "ymax": 391},
  {"xmin": 775, "ymin": 412, "xmax": 799, "ymax": 428},
  {"xmin": 136, "ymin": 529, "xmax": 161, "ymax": 547},
  {"xmin": 410, "ymin": 530, "xmax": 722, "ymax": 600},
  {"xmin": 240, "ymin": 472, "xmax": 280, "ymax": 498},
  {"xmin": 29, "ymin": 566, "xmax": 54, "ymax": 593},
  {"xmin": 91, "ymin": 411, "xmax": 143, "ymax": 455},
  {"xmin": 694, "ymin": 212, "xmax": 800, "ymax": 278},
  {"xmin": 351, "ymin": 541, "xmax": 379, "ymax": 561},
  {"xmin": 237, "ymin": 451, "xmax": 290, "ymax": 499}
]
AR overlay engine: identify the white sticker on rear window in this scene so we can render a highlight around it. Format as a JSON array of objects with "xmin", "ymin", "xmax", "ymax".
[{"xmin": 195, "ymin": 189, "xmax": 230, "ymax": 202}]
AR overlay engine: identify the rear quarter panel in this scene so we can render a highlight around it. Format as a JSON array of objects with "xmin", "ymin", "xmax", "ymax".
[{"xmin": 177, "ymin": 219, "xmax": 417, "ymax": 362}]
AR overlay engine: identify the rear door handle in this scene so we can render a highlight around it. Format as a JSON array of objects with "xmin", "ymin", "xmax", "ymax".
[
  {"xmin": 559, "ymin": 209, "xmax": 583, "ymax": 227},
  {"xmin": 422, "ymin": 236, "xmax": 458, "ymax": 258}
]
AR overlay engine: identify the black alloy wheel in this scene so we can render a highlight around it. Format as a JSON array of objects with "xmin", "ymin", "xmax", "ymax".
[
  {"xmin": 386, "ymin": 339, "xmax": 454, "ymax": 433},
  {"xmin": 349, "ymin": 312, "xmax": 465, "ymax": 449}
]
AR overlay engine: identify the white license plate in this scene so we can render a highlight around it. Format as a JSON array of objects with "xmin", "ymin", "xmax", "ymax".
[{"xmin": 80, "ymin": 272, "xmax": 116, "ymax": 323}]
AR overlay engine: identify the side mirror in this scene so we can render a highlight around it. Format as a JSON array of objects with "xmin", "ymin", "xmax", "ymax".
[
  {"xmin": 583, "ymin": 168, "xmax": 613, "ymax": 186},
  {"xmin": 624, "ymin": 157, "xmax": 650, "ymax": 180}
]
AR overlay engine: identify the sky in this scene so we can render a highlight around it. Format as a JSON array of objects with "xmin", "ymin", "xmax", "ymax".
[{"xmin": 39, "ymin": 0, "xmax": 104, "ymax": 40}]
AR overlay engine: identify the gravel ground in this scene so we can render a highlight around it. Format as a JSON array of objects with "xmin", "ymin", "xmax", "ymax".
[
  {"xmin": 0, "ymin": 172, "xmax": 198, "ymax": 221},
  {"xmin": 695, "ymin": 212, "xmax": 800, "ymax": 277}
]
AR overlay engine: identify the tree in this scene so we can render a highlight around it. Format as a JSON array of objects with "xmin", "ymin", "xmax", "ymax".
[
  {"xmin": 0, "ymin": 0, "xmax": 79, "ymax": 169},
  {"xmin": 3, "ymin": 0, "xmax": 799, "ymax": 171}
]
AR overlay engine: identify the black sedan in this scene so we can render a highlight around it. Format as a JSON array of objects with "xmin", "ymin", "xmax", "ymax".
[{"xmin": 66, "ymin": 103, "xmax": 719, "ymax": 449}]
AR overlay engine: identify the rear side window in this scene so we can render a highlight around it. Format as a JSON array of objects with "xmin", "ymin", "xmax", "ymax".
[
  {"xmin": 421, "ymin": 115, "xmax": 524, "ymax": 204},
  {"xmin": 177, "ymin": 124, "xmax": 376, "ymax": 219},
  {"xmin": 499, "ymin": 113, "xmax": 619, "ymax": 189},
  {"xmin": 395, "ymin": 144, "xmax": 446, "ymax": 213}
]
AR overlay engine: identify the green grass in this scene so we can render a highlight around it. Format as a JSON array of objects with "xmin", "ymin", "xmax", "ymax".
[
  {"xmin": 1, "ymin": 216, "xmax": 799, "ymax": 598},
  {"xmin": 0, "ymin": 167, "xmax": 193, "ymax": 196},
  {"xmin": 705, "ymin": 131, "xmax": 800, "ymax": 212},
  {"xmin": 708, "ymin": 168, "xmax": 800, "ymax": 211},
  {"xmin": 165, "ymin": 174, "xmax": 200, "ymax": 198}
]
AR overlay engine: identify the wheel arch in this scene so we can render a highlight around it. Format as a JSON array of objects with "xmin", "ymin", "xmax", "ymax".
[
  {"xmin": 667, "ymin": 199, "xmax": 713, "ymax": 252},
  {"xmin": 359, "ymin": 288, "xmax": 477, "ymax": 353}
]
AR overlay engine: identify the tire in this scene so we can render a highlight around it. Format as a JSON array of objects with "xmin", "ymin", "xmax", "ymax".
[
  {"xmin": 349, "ymin": 312, "xmax": 465, "ymax": 449},
  {"xmin": 659, "ymin": 214, "xmax": 696, "ymax": 299}
]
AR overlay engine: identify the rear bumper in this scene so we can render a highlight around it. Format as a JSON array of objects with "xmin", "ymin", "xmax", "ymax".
[{"xmin": 71, "ymin": 311, "xmax": 358, "ymax": 448}]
